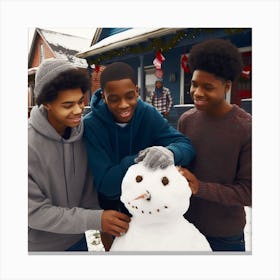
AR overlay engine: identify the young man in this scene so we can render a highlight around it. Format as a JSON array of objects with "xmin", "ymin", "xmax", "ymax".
[
  {"xmin": 28, "ymin": 58, "xmax": 130, "ymax": 251},
  {"xmin": 151, "ymin": 78, "xmax": 173, "ymax": 118},
  {"xmin": 177, "ymin": 39, "xmax": 252, "ymax": 251},
  {"xmin": 83, "ymin": 62, "xmax": 195, "ymax": 249}
]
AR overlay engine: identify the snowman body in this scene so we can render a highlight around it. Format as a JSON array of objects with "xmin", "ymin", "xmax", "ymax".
[{"xmin": 110, "ymin": 162, "xmax": 211, "ymax": 252}]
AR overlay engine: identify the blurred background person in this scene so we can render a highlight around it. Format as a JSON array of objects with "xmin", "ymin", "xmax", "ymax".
[{"xmin": 151, "ymin": 78, "xmax": 173, "ymax": 118}]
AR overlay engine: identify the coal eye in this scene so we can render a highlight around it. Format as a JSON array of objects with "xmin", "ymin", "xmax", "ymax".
[
  {"xmin": 162, "ymin": 176, "xmax": 169, "ymax": 186},
  {"xmin": 136, "ymin": 175, "xmax": 143, "ymax": 183}
]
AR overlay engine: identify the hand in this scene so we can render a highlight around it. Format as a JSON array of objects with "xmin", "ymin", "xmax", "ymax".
[
  {"xmin": 101, "ymin": 210, "xmax": 130, "ymax": 237},
  {"xmin": 176, "ymin": 166, "xmax": 199, "ymax": 195},
  {"xmin": 163, "ymin": 111, "xmax": 169, "ymax": 118},
  {"xmin": 135, "ymin": 146, "xmax": 174, "ymax": 169}
]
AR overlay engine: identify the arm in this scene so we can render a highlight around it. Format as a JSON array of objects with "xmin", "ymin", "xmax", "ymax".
[
  {"xmin": 135, "ymin": 106, "xmax": 196, "ymax": 168},
  {"xmin": 151, "ymin": 110, "xmax": 195, "ymax": 166},
  {"xmin": 84, "ymin": 120, "xmax": 137, "ymax": 200},
  {"xmin": 165, "ymin": 88, "xmax": 173, "ymax": 112},
  {"xmin": 150, "ymin": 91, "xmax": 155, "ymax": 106},
  {"xmin": 178, "ymin": 138, "xmax": 251, "ymax": 207},
  {"xmin": 177, "ymin": 111, "xmax": 251, "ymax": 207},
  {"xmin": 29, "ymin": 173, "xmax": 130, "ymax": 237},
  {"xmin": 28, "ymin": 174, "xmax": 103, "ymax": 234}
]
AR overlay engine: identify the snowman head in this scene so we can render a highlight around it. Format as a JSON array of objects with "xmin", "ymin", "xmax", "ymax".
[{"xmin": 120, "ymin": 162, "xmax": 191, "ymax": 224}]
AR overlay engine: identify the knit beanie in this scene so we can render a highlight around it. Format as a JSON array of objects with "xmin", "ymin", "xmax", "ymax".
[{"xmin": 34, "ymin": 58, "xmax": 77, "ymax": 98}]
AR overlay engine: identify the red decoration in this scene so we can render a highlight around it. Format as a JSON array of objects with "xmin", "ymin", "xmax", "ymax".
[
  {"xmin": 94, "ymin": 64, "xmax": 100, "ymax": 73},
  {"xmin": 153, "ymin": 51, "xmax": 165, "ymax": 70},
  {"xmin": 156, "ymin": 51, "xmax": 165, "ymax": 63},
  {"xmin": 241, "ymin": 65, "xmax": 251, "ymax": 79},
  {"xmin": 181, "ymin": 54, "xmax": 190, "ymax": 73}
]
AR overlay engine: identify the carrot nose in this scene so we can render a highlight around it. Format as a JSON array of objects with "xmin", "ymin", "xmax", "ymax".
[{"xmin": 133, "ymin": 190, "xmax": 151, "ymax": 201}]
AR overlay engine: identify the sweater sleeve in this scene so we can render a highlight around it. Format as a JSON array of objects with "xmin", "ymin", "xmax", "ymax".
[
  {"xmin": 150, "ymin": 109, "xmax": 195, "ymax": 166},
  {"xmin": 178, "ymin": 107, "xmax": 251, "ymax": 207},
  {"xmin": 195, "ymin": 135, "xmax": 251, "ymax": 207},
  {"xmin": 150, "ymin": 91, "xmax": 155, "ymax": 106},
  {"xmin": 28, "ymin": 171, "xmax": 102, "ymax": 234},
  {"xmin": 166, "ymin": 89, "xmax": 173, "ymax": 112}
]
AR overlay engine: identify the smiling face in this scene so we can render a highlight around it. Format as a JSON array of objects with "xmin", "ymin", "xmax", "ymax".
[
  {"xmin": 103, "ymin": 79, "xmax": 139, "ymax": 123},
  {"xmin": 190, "ymin": 70, "xmax": 232, "ymax": 116},
  {"xmin": 121, "ymin": 162, "xmax": 191, "ymax": 224},
  {"xmin": 44, "ymin": 88, "xmax": 84, "ymax": 136}
]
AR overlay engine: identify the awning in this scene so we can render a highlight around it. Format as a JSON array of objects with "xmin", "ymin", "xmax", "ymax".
[{"xmin": 76, "ymin": 28, "xmax": 184, "ymax": 59}]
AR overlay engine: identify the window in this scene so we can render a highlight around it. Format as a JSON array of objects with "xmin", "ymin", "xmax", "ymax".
[
  {"xmin": 39, "ymin": 44, "xmax": 44, "ymax": 63},
  {"xmin": 143, "ymin": 66, "xmax": 157, "ymax": 103}
]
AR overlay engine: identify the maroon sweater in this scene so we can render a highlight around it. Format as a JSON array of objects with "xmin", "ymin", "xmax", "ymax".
[{"xmin": 178, "ymin": 105, "xmax": 251, "ymax": 237}]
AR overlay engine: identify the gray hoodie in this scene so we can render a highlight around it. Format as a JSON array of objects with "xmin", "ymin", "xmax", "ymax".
[{"xmin": 28, "ymin": 105, "xmax": 102, "ymax": 251}]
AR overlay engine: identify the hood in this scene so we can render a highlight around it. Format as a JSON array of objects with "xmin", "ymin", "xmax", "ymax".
[
  {"xmin": 28, "ymin": 105, "xmax": 84, "ymax": 143},
  {"xmin": 90, "ymin": 88, "xmax": 103, "ymax": 110},
  {"xmin": 89, "ymin": 88, "xmax": 115, "ymax": 127}
]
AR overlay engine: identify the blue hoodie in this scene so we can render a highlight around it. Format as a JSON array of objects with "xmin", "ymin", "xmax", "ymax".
[{"xmin": 83, "ymin": 89, "xmax": 195, "ymax": 201}]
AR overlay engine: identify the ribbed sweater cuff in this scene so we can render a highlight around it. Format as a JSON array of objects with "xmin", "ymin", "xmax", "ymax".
[{"xmin": 87, "ymin": 210, "xmax": 103, "ymax": 231}]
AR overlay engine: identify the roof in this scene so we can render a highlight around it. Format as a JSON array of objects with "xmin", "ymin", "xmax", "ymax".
[
  {"xmin": 28, "ymin": 28, "xmax": 92, "ymax": 68},
  {"xmin": 77, "ymin": 28, "xmax": 184, "ymax": 59}
]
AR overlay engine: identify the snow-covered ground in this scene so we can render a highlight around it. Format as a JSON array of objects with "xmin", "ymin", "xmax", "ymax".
[{"xmin": 86, "ymin": 206, "xmax": 252, "ymax": 252}]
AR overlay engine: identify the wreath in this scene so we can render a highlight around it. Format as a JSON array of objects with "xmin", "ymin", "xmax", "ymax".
[{"xmin": 181, "ymin": 54, "xmax": 190, "ymax": 73}]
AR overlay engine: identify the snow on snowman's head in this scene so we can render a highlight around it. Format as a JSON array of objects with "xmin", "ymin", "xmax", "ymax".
[{"xmin": 120, "ymin": 162, "xmax": 191, "ymax": 223}]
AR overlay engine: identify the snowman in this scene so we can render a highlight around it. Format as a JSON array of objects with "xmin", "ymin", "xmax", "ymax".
[{"xmin": 110, "ymin": 162, "xmax": 211, "ymax": 252}]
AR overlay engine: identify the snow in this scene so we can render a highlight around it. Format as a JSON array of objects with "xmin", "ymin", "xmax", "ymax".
[
  {"xmin": 78, "ymin": 28, "xmax": 182, "ymax": 56},
  {"xmin": 86, "ymin": 206, "xmax": 252, "ymax": 252},
  {"xmin": 41, "ymin": 29, "xmax": 91, "ymax": 52},
  {"xmin": 110, "ymin": 163, "xmax": 211, "ymax": 251},
  {"xmin": 86, "ymin": 28, "xmax": 162, "ymax": 50},
  {"xmin": 39, "ymin": 29, "xmax": 90, "ymax": 68}
]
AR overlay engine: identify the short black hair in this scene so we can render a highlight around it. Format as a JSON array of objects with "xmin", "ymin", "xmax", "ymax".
[
  {"xmin": 188, "ymin": 38, "xmax": 243, "ymax": 82},
  {"xmin": 100, "ymin": 62, "xmax": 136, "ymax": 89},
  {"xmin": 36, "ymin": 69, "xmax": 90, "ymax": 106}
]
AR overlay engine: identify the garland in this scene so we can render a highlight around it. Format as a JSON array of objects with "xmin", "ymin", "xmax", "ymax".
[{"xmin": 87, "ymin": 28, "xmax": 249, "ymax": 65}]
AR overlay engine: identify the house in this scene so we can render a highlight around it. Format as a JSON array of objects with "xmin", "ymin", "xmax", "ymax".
[
  {"xmin": 28, "ymin": 28, "xmax": 93, "ymax": 116},
  {"xmin": 76, "ymin": 28, "xmax": 252, "ymax": 126}
]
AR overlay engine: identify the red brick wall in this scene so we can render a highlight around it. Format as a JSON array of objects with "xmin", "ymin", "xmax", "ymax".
[{"xmin": 30, "ymin": 36, "xmax": 54, "ymax": 67}]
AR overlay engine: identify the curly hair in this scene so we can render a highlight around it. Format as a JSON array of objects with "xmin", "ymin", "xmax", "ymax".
[
  {"xmin": 188, "ymin": 38, "xmax": 243, "ymax": 82},
  {"xmin": 100, "ymin": 62, "xmax": 136, "ymax": 90},
  {"xmin": 36, "ymin": 69, "xmax": 90, "ymax": 106}
]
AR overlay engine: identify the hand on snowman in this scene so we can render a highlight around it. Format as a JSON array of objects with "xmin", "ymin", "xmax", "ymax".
[
  {"xmin": 101, "ymin": 210, "xmax": 131, "ymax": 237},
  {"xmin": 177, "ymin": 166, "xmax": 199, "ymax": 195},
  {"xmin": 135, "ymin": 146, "xmax": 174, "ymax": 169}
]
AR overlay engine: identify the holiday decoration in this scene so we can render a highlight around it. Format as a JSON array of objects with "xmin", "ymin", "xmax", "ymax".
[
  {"xmin": 94, "ymin": 64, "xmax": 100, "ymax": 73},
  {"xmin": 86, "ymin": 29, "xmax": 249, "ymax": 66},
  {"xmin": 241, "ymin": 65, "xmax": 251, "ymax": 79},
  {"xmin": 110, "ymin": 162, "xmax": 212, "ymax": 252},
  {"xmin": 181, "ymin": 54, "xmax": 190, "ymax": 73},
  {"xmin": 153, "ymin": 51, "xmax": 165, "ymax": 70}
]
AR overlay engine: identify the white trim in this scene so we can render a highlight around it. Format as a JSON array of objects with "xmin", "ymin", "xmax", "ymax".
[
  {"xmin": 180, "ymin": 64, "xmax": 185, "ymax": 104},
  {"xmin": 238, "ymin": 46, "xmax": 252, "ymax": 53},
  {"xmin": 180, "ymin": 53, "xmax": 190, "ymax": 104},
  {"xmin": 77, "ymin": 28, "xmax": 183, "ymax": 58}
]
